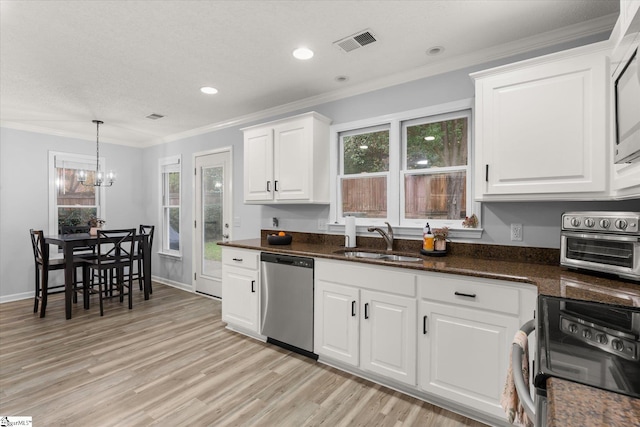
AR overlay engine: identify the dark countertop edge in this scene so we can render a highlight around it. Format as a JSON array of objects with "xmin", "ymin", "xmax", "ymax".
[{"xmin": 219, "ymin": 238, "xmax": 640, "ymax": 307}]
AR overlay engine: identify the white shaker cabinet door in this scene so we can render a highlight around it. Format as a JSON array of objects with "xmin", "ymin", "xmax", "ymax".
[
  {"xmin": 361, "ymin": 290, "xmax": 417, "ymax": 386},
  {"xmin": 314, "ymin": 280, "xmax": 360, "ymax": 366},
  {"xmin": 273, "ymin": 119, "xmax": 311, "ymax": 201},
  {"xmin": 221, "ymin": 265, "xmax": 259, "ymax": 333},
  {"xmin": 473, "ymin": 44, "xmax": 608, "ymax": 200},
  {"xmin": 243, "ymin": 127, "xmax": 274, "ymax": 202},
  {"xmin": 418, "ymin": 300, "xmax": 519, "ymax": 419}
]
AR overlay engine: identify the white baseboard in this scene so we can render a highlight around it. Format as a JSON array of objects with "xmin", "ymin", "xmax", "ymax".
[
  {"xmin": 150, "ymin": 275, "xmax": 193, "ymax": 292},
  {"xmin": 0, "ymin": 291, "xmax": 33, "ymax": 304}
]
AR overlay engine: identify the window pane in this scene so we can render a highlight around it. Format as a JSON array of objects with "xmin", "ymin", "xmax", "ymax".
[
  {"xmin": 406, "ymin": 117, "xmax": 468, "ymax": 170},
  {"xmin": 343, "ymin": 130, "xmax": 389, "ymax": 174},
  {"xmin": 164, "ymin": 171, "xmax": 180, "ymax": 206},
  {"xmin": 56, "ymin": 168, "xmax": 96, "ymax": 205},
  {"xmin": 168, "ymin": 207, "xmax": 180, "ymax": 251},
  {"xmin": 341, "ymin": 176, "xmax": 387, "ymax": 218},
  {"xmin": 203, "ymin": 166, "xmax": 223, "ymax": 266},
  {"xmin": 404, "ymin": 172, "xmax": 466, "ymax": 219},
  {"xmin": 58, "ymin": 207, "xmax": 97, "ymax": 233}
]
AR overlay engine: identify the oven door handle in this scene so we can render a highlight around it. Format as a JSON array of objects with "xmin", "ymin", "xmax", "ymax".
[{"xmin": 512, "ymin": 319, "xmax": 536, "ymax": 423}]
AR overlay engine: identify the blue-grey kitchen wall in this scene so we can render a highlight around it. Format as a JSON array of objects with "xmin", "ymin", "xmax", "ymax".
[{"xmin": 0, "ymin": 127, "xmax": 143, "ymax": 301}]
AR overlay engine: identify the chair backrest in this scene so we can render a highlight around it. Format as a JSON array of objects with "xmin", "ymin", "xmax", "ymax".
[
  {"xmin": 97, "ymin": 229, "xmax": 136, "ymax": 265},
  {"xmin": 29, "ymin": 229, "xmax": 49, "ymax": 268},
  {"xmin": 138, "ymin": 224, "xmax": 155, "ymax": 254}
]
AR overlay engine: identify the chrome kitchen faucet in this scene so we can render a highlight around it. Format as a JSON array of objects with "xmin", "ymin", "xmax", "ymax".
[{"xmin": 367, "ymin": 222, "xmax": 394, "ymax": 251}]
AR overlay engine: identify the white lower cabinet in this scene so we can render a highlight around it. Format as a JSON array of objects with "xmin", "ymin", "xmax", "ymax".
[
  {"xmin": 417, "ymin": 273, "xmax": 536, "ymax": 420},
  {"xmin": 221, "ymin": 248, "xmax": 260, "ymax": 333},
  {"xmin": 314, "ymin": 280, "xmax": 359, "ymax": 366},
  {"xmin": 314, "ymin": 259, "xmax": 417, "ymax": 386},
  {"xmin": 418, "ymin": 300, "xmax": 518, "ymax": 418},
  {"xmin": 361, "ymin": 290, "xmax": 417, "ymax": 386}
]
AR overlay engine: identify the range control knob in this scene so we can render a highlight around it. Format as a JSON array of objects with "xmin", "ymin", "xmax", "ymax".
[
  {"xmin": 612, "ymin": 339, "xmax": 624, "ymax": 352},
  {"xmin": 582, "ymin": 329, "xmax": 592, "ymax": 339},
  {"xmin": 597, "ymin": 334, "xmax": 608, "ymax": 345},
  {"xmin": 599, "ymin": 219, "xmax": 611, "ymax": 229},
  {"xmin": 584, "ymin": 218, "xmax": 595, "ymax": 228},
  {"xmin": 568, "ymin": 323, "xmax": 578, "ymax": 333},
  {"xmin": 570, "ymin": 217, "xmax": 581, "ymax": 227},
  {"xmin": 615, "ymin": 219, "xmax": 628, "ymax": 230}
]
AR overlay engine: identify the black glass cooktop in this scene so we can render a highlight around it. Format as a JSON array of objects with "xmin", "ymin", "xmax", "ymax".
[{"xmin": 536, "ymin": 295, "xmax": 640, "ymax": 398}]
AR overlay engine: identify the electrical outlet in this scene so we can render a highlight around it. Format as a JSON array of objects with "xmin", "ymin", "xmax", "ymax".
[{"xmin": 511, "ymin": 223, "xmax": 523, "ymax": 241}]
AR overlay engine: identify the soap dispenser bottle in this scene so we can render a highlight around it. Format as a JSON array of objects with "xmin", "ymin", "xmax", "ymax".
[{"xmin": 423, "ymin": 222, "xmax": 434, "ymax": 252}]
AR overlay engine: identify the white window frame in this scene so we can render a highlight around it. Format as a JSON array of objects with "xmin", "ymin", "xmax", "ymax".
[
  {"xmin": 400, "ymin": 109, "xmax": 472, "ymax": 229},
  {"xmin": 329, "ymin": 99, "xmax": 482, "ymax": 239},
  {"xmin": 337, "ymin": 124, "xmax": 393, "ymax": 222},
  {"xmin": 159, "ymin": 155, "xmax": 182, "ymax": 257},
  {"xmin": 48, "ymin": 151, "xmax": 106, "ymax": 240}
]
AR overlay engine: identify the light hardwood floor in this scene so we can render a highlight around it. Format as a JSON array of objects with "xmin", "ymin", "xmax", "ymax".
[{"xmin": 0, "ymin": 284, "xmax": 489, "ymax": 426}]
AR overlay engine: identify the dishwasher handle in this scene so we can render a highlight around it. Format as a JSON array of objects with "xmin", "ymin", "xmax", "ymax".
[{"xmin": 512, "ymin": 319, "xmax": 536, "ymax": 423}]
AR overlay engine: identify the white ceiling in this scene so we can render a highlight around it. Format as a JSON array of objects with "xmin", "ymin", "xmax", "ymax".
[{"xmin": 0, "ymin": 0, "xmax": 618, "ymax": 148}]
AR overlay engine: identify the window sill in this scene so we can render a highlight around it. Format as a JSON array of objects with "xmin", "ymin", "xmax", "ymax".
[
  {"xmin": 158, "ymin": 251, "xmax": 182, "ymax": 261},
  {"xmin": 327, "ymin": 223, "xmax": 483, "ymax": 241}
]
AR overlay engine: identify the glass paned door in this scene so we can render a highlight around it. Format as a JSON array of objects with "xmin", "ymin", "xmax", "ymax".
[{"xmin": 195, "ymin": 150, "xmax": 231, "ymax": 298}]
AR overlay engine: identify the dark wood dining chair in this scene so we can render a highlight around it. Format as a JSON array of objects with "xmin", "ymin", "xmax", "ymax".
[
  {"xmin": 83, "ymin": 229, "xmax": 136, "ymax": 316},
  {"xmin": 133, "ymin": 224, "xmax": 155, "ymax": 293},
  {"xmin": 30, "ymin": 229, "xmax": 84, "ymax": 318}
]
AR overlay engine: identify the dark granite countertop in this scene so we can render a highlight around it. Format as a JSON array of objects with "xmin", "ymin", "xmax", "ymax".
[
  {"xmin": 219, "ymin": 232, "xmax": 640, "ymax": 307},
  {"xmin": 547, "ymin": 378, "xmax": 640, "ymax": 427},
  {"xmin": 219, "ymin": 232, "xmax": 640, "ymax": 426}
]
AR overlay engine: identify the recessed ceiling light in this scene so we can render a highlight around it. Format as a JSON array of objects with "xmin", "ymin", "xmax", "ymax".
[
  {"xmin": 293, "ymin": 47, "xmax": 314, "ymax": 60},
  {"xmin": 200, "ymin": 86, "xmax": 218, "ymax": 95},
  {"xmin": 335, "ymin": 75, "xmax": 349, "ymax": 83},
  {"xmin": 426, "ymin": 46, "xmax": 444, "ymax": 56},
  {"xmin": 424, "ymin": 136, "xmax": 435, "ymax": 141}
]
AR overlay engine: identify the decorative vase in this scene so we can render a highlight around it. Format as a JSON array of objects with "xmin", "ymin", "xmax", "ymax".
[
  {"xmin": 90, "ymin": 227, "xmax": 99, "ymax": 236},
  {"xmin": 435, "ymin": 239, "xmax": 446, "ymax": 251}
]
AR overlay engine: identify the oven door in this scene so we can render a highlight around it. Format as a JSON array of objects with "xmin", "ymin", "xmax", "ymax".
[
  {"xmin": 536, "ymin": 296, "xmax": 640, "ymax": 399},
  {"xmin": 560, "ymin": 232, "xmax": 640, "ymax": 280}
]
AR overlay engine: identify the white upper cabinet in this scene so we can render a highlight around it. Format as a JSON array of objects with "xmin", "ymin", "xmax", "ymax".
[
  {"xmin": 471, "ymin": 42, "xmax": 610, "ymax": 201},
  {"xmin": 242, "ymin": 112, "xmax": 331, "ymax": 204}
]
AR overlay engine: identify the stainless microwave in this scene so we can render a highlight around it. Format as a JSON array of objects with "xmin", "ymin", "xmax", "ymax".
[{"xmin": 614, "ymin": 45, "xmax": 640, "ymax": 164}]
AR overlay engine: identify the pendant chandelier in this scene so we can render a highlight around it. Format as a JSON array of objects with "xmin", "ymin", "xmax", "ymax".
[{"xmin": 77, "ymin": 120, "xmax": 116, "ymax": 187}]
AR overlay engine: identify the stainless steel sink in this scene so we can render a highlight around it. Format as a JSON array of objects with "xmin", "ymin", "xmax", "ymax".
[{"xmin": 340, "ymin": 251, "xmax": 423, "ymax": 263}]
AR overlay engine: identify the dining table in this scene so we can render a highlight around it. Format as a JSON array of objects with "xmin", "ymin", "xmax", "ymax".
[{"xmin": 44, "ymin": 232, "xmax": 152, "ymax": 319}]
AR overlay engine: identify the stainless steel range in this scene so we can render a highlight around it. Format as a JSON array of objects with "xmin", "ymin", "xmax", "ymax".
[
  {"xmin": 533, "ymin": 295, "xmax": 640, "ymax": 426},
  {"xmin": 560, "ymin": 211, "xmax": 640, "ymax": 281}
]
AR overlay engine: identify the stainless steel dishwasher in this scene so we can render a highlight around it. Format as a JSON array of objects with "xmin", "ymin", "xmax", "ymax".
[{"xmin": 260, "ymin": 252, "xmax": 315, "ymax": 358}]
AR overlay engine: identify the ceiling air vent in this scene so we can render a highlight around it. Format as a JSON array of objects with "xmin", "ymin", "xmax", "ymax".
[
  {"xmin": 333, "ymin": 29, "xmax": 377, "ymax": 53},
  {"xmin": 146, "ymin": 113, "xmax": 164, "ymax": 120}
]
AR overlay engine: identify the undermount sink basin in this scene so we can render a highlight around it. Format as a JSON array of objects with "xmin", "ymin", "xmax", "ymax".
[{"xmin": 339, "ymin": 250, "xmax": 423, "ymax": 263}]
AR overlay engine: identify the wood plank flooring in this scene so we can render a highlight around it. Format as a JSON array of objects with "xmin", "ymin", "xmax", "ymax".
[{"xmin": 0, "ymin": 284, "xmax": 489, "ymax": 426}]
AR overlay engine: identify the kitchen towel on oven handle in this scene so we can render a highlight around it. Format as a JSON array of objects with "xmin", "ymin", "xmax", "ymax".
[{"xmin": 501, "ymin": 321, "xmax": 535, "ymax": 427}]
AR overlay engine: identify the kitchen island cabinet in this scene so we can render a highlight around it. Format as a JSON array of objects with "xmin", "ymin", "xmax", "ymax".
[
  {"xmin": 242, "ymin": 112, "xmax": 331, "ymax": 204},
  {"xmin": 471, "ymin": 42, "xmax": 609, "ymax": 201}
]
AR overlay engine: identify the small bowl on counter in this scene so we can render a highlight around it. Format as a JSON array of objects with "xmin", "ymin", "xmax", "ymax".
[{"xmin": 267, "ymin": 233, "xmax": 293, "ymax": 245}]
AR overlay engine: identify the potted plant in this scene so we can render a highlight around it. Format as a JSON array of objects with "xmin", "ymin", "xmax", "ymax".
[
  {"xmin": 433, "ymin": 226, "xmax": 449, "ymax": 251},
  {"xmin": 88, "ymin": 216, "xmax": 106, "ymax": 235}
]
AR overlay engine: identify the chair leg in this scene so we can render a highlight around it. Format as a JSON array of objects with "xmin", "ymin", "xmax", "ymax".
[
  {"xmin": 128, "ymin": 268, "xmax": 133, "ymax": 310},
  {"xmin": 40, "ymin": 268, "xmax": 49, "ymax": 318},
  {"xmin": 99, "ymin": 270, "xmax": 105, "ymax": 316},
  {"xmin": 34, "ymin": 267, "xmax": 40, "ymax": 313}
]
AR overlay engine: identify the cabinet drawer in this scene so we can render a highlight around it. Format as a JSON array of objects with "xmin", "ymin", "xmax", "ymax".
[
  {"xmin": 222, "ymin": 248, "xmax": 259, "ymax": 270},
  {"xmin": 418, "ymin": 273, "xmax": 520, "ymax": 315}
]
